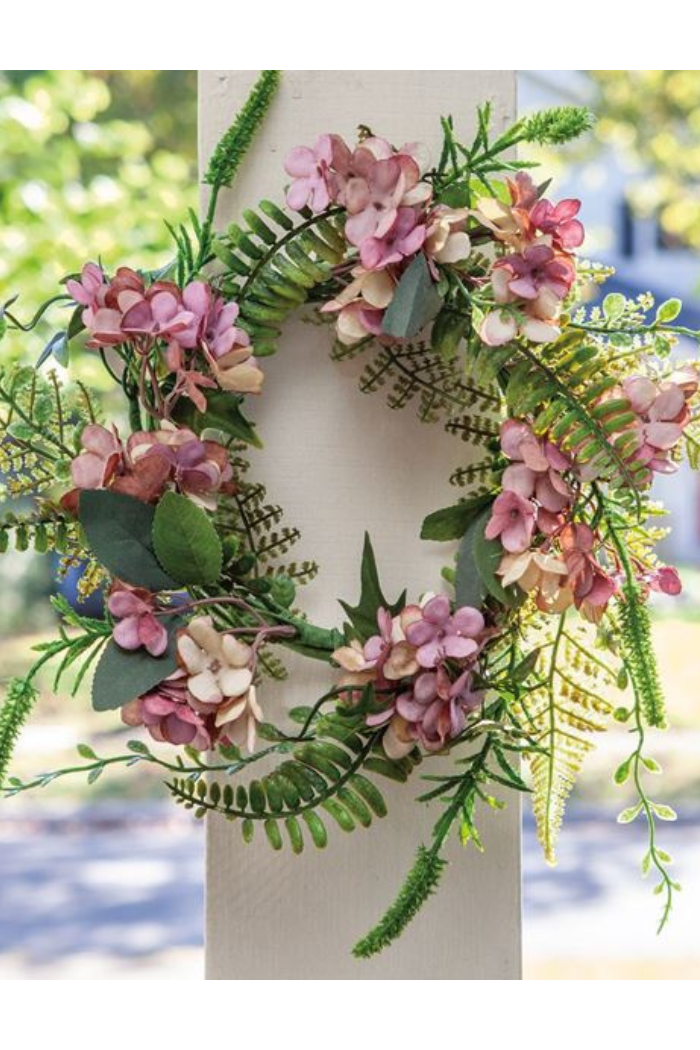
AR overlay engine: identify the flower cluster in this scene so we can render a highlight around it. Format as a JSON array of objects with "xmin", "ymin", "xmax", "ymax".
[
  {"xmin": 121, "ymin": 615, "xmax": 262, "ymax": 752},
  {"xmin": 61, "ymin": 420, "xmax": 234, "ymax": 514},
  {"xmin": 68, "ymin": 263, "xmax": 263, "ymax": 405},
  {"xmin": 476, "ymin": 173, "xmax": 582, "ymax": 346},
  {"xmin": 332, "ymin": 596, "xmax": 487, "ymax": 758},
  {"xmin": 285, "ymin": 134, "xmax": 470, "ymax": 344}
]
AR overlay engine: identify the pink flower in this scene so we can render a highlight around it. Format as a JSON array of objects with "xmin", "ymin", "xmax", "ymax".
[
  {"xmin": 500, "ymin": 419, "xmax": 572, "ymax": 515},
  {"xmin": 121, "ymin": 285, "xmax": 195, "ymax": 345},
  {"xmin": 395, "ymin": 666, "xmax": 483, "ymax": 753},
  {"xmin": 622, "ymin": 372, "xmax": 697, "ymax": 476},
  {"xmin": 360, "ymin": 207, "xmax": 427, "ymax": 271},
  {"xmin": 345, "ymin": 157, "xmax": 419, "ymax": 247},
  {"xmin": 69, "ymin": 424, "xmax": 123, "ymax": 491},
  {"xmin": 107, "ymin": 582, "xmax": 168, "ymax": 657},
  {"xmin": 404, "ymin": 595, "xmax": 485, "ymax": 669},
  {"xmin": 285, "ymin": 135, "xmax": 335, "ymax": 213},
  {"xmin": 492, "ymin": 244, "xmax": 575, "ymax": 311},
  {"xmin": 122, "ymin": 670, "xmax": 211, "ymax": 750},
  {"xmin": 67, "ymin": 262, "xmax": 107, "ymax": 316},
  {"xmin": 649, "ymin": 565, "xmax": 682, "ymax": 596},
  {"xmin": 530, "ymin": 198, "xmax": 585, "ymax": 250},
  {"xmin": 203, "ymin": 298, "xmax": 250, "ymax": 360},
  {"xmin": 485, "ymin": 491, "xmax": 536, "ymax": 553}
]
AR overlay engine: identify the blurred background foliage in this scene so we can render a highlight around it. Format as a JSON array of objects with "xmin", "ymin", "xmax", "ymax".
[
  {"xmin": 589, "ymin": 70, "xmax": 700, "ymax": 247},
  {"xmin": 0, "ymin": 70, "xmax": 197, "ymax": 363}
]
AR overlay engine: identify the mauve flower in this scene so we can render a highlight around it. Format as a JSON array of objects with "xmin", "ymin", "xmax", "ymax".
[
  {"xmin": 492, "ymin": 244, "xmax": 575, "ymax": 310},
  {"xmin": 345, "ymin": 157, "xmax": 416, "ymax": 247},
  {"xmin": 121, "ymin": 286, "xmax": 195, "ymax": 344},
  {"xmin": 122, "ymin": 670, "xmax": 211, "ymax": 751},
  {"xmin": 285, "ymin": 135, "xmax": 335, "ymax": 213},
  {"xmin": 485, "ymin": 491, "xmax": 536, "ymax": 554},
  {"xmin": 67, "ymin": 262, "xmax": 107, "ymax": 316},
  {"xmin": 500, "ymin": 419, "xmax": 572, "ymax": 514},
  {"xmin": 404, "ymin": 595, "xmax": 485, "ymax": 669},
  {"xmin": 530, "ymin": 197, "xmax": 584, "ymax": 250},
  {"xmin": 126, "ymin": 422, "xmax": 233, "ymax": 511},
  {"xmin": 395, "ymin": 666, "xmax": 483, "ymax": 753},
  {"xmin": 506, "ymin": 172, "xmax": 540, "ymax": 211},
  {"xmin": 360, "ymin": 207, "xmax": 427, "ymax": 271},
  {"xmin": 107, "ymin": 582, "xmax": 168, "ymax": 657}
]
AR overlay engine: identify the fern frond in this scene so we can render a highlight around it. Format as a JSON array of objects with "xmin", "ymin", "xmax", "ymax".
[
  {"xmin": 518, "ymin": 615, "xmax": 617, "ymax": 863},
  {"xmin": 449, "ymin": 458, "xmax": 500, "ymax": 494},
  {"xmin": 0, "ymin": 676, "xmax": 39, "ymax": 786},
  {"xmin": 352, "ymin": 845, "xmax": 447, "ymax": 959}
]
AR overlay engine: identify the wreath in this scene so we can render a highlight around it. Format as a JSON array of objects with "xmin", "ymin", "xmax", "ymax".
[{"xmin": 0, "ymin": 70, "xmax": 696, "ymax": 958}]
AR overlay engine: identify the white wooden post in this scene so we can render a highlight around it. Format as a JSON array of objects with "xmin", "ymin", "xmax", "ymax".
[{"xmin": 199, "ymin": 70, "xmax": 521, "ymax": 980}]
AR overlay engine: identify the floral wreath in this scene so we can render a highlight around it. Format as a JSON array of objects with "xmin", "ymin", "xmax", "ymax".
[{"xmin": 0, "ymin": 70, "xmax": 696, "ymax": 958}]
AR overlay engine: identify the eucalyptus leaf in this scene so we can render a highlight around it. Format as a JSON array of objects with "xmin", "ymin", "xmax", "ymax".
[
  {"xmin": 456, "ymin": 506, "xmax": 523, "ymax": 609},
  {"xmin": 37, "ymin": 331, "xmax": 68, "ymax": 368},
  {"xmin": 381, "ymin": 254, "xmax": 442, "ymax": 340},
  {"xmin": 79, "ymin": 490, "xmax": 177, "ymax": 591},
  {"xmin": 91, "ymin": 633, "xmax": 179, "ymax": 712},
  {"xmin": 152, "ymin": 490, "xmax": 223, "ymax": 586}
]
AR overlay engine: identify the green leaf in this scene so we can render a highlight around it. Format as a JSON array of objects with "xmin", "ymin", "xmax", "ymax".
[
  {"xmin": 173, "ymin": 390, "xmax": 262, "ymax": 448},
  {"xmin": 76, "ymin": 743, "xmax": 97, "ymax": 760},
  {"xmin": 617, "ymin": 802, "xmax": 643, "ymax": 824},
  {"xmin": 655, "ymin": 298, "xmax": 682, "ymax": 324},
  {"xmin": 603, "ymin": 293, "xmax": 625, "ymax": 321},
  {"xmin": 431, "ymin": 306, "xmax": 468, "ymax": 361},
  {"xmin": 381, "ymin": 254, "xmax": 442, "ymax": 339},
  {"xmin": 37, "ymin": 331, "xmax": 68, "ymax": 368},
  {"xmin": 456, "ymin": 506, "xmax": 523, "ymax": 609},
  {"xmin": 152, "ymin": 491, "xmax": 223, "ymax": 586},
  {"xmin": 651, "ymin": 802, "xmax": 677, "ymax": 821},
  {"xmin": 613, "ymin": 757, "xmax": 632, "ymax": 784},
  {"xmin": 91, "ymin": 633, "xmax": 179, "ymax": 712},
  {"xmin": 339, "ymin": 533, "xmax": 406, "ymax": 640},
  {"xmin": 79, "ymin": 490, "xmax": 177, "ymax": 591},
  {"xmin": 421, "ymin": 493, "xmax": 492, "ymax": 542}
]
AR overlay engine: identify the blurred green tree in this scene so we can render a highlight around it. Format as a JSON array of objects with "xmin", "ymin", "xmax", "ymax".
[
  {"xmin": 589, "ymin": 71, "xmax": 700, "ymax": 247},
  {"xmin": 0, "ymin": 70, "xmax": 197, "ymax": 362}
]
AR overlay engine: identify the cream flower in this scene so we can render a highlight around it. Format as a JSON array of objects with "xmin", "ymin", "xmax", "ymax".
[
  {"xmin": 211, "ymin": 345, "xmax": 264, "ymax": 394},
  {"xmin": 177, "ymin": 616, "xmax": 254, "ymax": 706},
  {"xmin": 425, "ymin": 207, "xmax": 471, "ymax": 264},
  {"xmin": 499, "ymin": 550, "xmax": 573, "ymax": 613}
]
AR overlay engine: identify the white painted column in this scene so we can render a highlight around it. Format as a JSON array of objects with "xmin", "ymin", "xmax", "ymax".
[{"xmin": 200, "ymin": 70, "xmax": 521, "ymax": 980}]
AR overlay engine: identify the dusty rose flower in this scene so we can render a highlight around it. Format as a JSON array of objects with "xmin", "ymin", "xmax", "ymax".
[
  {"xmin": 122, "ymin": 670, "xmax": 211, "ymax": 751},
  {"xmin": 126, "ymin": 422, "xmax": 233, "ymax": 511},
  {"xmin": 359, "ymin": 207, "xmax": 427, "ymax": 271},
  {"xmin": 500, "ymin": 419, "xmax": 572, "ymax": 514},
  {"xmin": 285, "ymin": 135, "xmax": 335, "ymax": 213},
  {"xmin": 485, "ymin": 491, "xmax": 536, "ymax": 554},
  {"xmin": 345, "ymin": 156, "xmax": 420, "ymax": 247},
  {"xmin": 649, "ymin": 565, "xmax": 682, "ymax": 596},
  {"xmin": 404, "ymin": 595, "xmax": 485, "ymax": 669},
  {"xmin": 506, "ymin": 172, "xmax": 540, "ymax": 211},
  {"xmin": 560, "ymin": 523, "xmax": 616, "ymax": 621},
  {"xmin": 108, "ymin": 582, "xmax": 168, "ymax": 657},
  {"xmin": 530, "ymin": 197, "xmax": 584, "ymax": 250}
]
